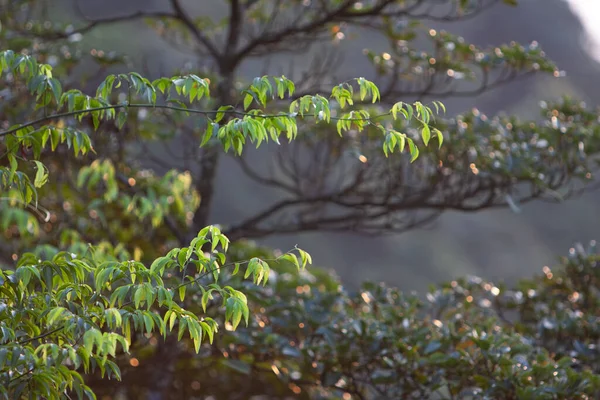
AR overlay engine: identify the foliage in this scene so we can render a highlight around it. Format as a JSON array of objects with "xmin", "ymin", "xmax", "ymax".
[
  {"xmin": 0, "ymin": 206, "xmax": 316, "ymax": 399},
  {"xmin": 87, "ymin": 242, "xmax": 600, "ymax": 400},
  {"xmin": 1, "ymin": 0, "xmax": 598, "ymax": 253},
  {"xmin": 0, "ymin": 48, "xmax": 436, "ymax": 201},
  {"xmin": 0, "ymin": 29, "xmax": 441, "ymax": 400},
  {"xmin": 2, "ymin": 0, "xmax": 600, "ymax": 399}
]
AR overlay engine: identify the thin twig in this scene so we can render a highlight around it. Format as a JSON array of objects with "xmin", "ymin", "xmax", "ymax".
[
  {"xmin": 0, "ymin": 103, "xmax": 395, "ymax": 138},
  {"xmin": 18, "ymin": 326, "xmax": 64, "ymax": 345}
]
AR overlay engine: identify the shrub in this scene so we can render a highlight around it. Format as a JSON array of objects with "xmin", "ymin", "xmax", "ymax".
[{"xmin": 88, "ymin": 241, "xmax": 600, "ymax": 399}]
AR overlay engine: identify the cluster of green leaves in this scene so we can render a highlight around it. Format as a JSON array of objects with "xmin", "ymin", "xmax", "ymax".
[
  {"xmin": 427, "ymin": 97, "xmax": 600, "ymax": 203},
  {"xmin": 76, "ymin": 160, "xmax": 199, "ymax": 228},
  {"xmin": 331, "ymin": 78, "xmax": 446, "ymax": 160},
  {"xmin": 0, "ymin": 198, "xmax": 41, "ymax": 237},
  {"xmin": 0, "ymin": 45, "xmax": 447, "ymax": 399},
  {"xmin": 0, "ymin": 223, "xmax": 311, "ymax": 399},
  {"xmin": 366, "ymin": 24, "xmax": 557, "ymax": 82},
  {"xmin": 93, "ymin": 242, "xmax": 600, "ymax": 400},
  {"xmin": 0, "ymin": 49, "xmax": 441, "ymax": 205}
]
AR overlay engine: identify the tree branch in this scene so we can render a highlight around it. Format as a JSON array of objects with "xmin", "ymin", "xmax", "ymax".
[
  {"xmin": 225, "ymin": 0, "xmax": 243, "ymax": 55},
  {"xmin": 65, "ymin": 0, "xmax": 221, "ymax": 60},
  {"xmin": 168, "ymin": 0, "xmax": 221, "ymax": 60},
  {"xmin": 232, "ymin": 0, "xmax": 503, "ymax": 62}
]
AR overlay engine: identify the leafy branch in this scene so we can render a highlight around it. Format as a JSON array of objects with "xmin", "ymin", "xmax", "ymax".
[{"xmin": 0, "ymin": 102, "xmax": 436, "ymax": 139}]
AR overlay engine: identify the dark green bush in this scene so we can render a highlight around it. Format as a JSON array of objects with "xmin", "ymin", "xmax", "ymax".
[{"xmin": 88, "ymin": 241, "xmax": 600, "ymax": 399}]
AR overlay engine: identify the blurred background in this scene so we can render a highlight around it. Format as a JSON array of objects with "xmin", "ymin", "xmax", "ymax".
[{"xmin": 53, "ymin": 0, "xmax": 600, "ymax": 291}]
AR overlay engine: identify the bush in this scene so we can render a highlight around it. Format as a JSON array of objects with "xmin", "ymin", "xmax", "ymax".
[{"xmin": 87, "ymin": 241, "xmax": 600, "ymax": 399}]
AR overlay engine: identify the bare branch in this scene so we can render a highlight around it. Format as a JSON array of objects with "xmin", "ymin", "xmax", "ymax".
[
  {"xmin": 57, "ymin": 0, "xmax": 223, "ymax": 60},
  {"xmin": 225, "ymin": 0, "xmax": 243, "ymax": 54},
  {"xmin": 231, "ymin": 0, "xmax": 503, "ymax": 63},
  {"xmin": 168, "ymin": 0, "xmax": 221, "ymax": 60}
]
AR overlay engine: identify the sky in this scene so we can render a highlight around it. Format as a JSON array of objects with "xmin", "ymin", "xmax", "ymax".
[{"xmin": 567, "ymin": 0, "xmax": 600, "ymax": 62}]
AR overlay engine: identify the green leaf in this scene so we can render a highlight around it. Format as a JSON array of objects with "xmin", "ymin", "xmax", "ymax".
[
  {"xmin": 421, "ymin": 124, "xmax": 431, "ymax": 146},
  {"xmin": 245, "ymin": 258, "xmax": 257, "ymax": 279},
  {"xmin": 200, "ymin": 321, "xmax": 214, "ymax": 344},
  {"xmin": 134, "ymin": 286, "xmax": 144, "ymax": 308},
  {"xmin": 281, "ymin": 254, "xmax": 300, "ymax": 270},
  {"xmin": 105, "ymin": 308, "xmax": 123, "ymax": 329},
  {"xmin": 201, "ymin": 290, "xmax": 211, "ymax": 312},
  {"xmin": 202, "ymin": 122, "xmax": 218, "ymax": 147},
  {"xmin": 434, "ymin": 128, "xmax": 443, "ymax": 148},
  {"xmin": 150, "ymin": 256, "xmax": 172, "ymax": 275},
  {"xmin": 297, "ymin": 248, "xmax": 312, "ymax": 268},
  {"xmin": 370, "ymin": 82, "xmax": 380, "ymax": 103},
  {"xmin": 168, "ymin": 310, "xmax": 177, "ymax": 331},
  {"xmin": 47, "ymin": 307, "xmax": 67, "ymax": 325},
  {"xmin": 177, "ymin": 318, "xmax": 188, "ymax": 341},
  {"xmin": 116, "ymin": 110, "xmax": 127, "ymax": 129},
  {"xmin": 232, "ymin": 263, "xmax": 240, "ymax": 276},
  {"xmin": 7, "ymin": 154, "xmax": 17, "ymax": 182},
  {"xmin": 33, "ymin": 160, "xmax": 48, "ymax": 188},
  {"xmin": 391, "ymin": 102, "xmax": 402, "ymax": 120},
  {"xmin": 83, "ymin": 329, "xmax": 101, "ymax": 352},
  {"xmin": 47, "ymin": 77, "xmax": 62, "ymax": 104},
  {"xmin": 178, "ymin": 247, "xmax": 189, "ymax": 267},
  {"xmin": 227, "ymin": 297, "xmax": 243, "ymax": 330},
  {"xmin": 50, "ymin": 127, "xmax": 61, "ymax": 151},
  {"xmin": 407, "ymin": 138, "xmax": 419, "ymax": 162},
  {"xmin": 216, "ymin": 105, "xmax": 233, "ymax": 123},
  {"xmin": 276, "ymin": 78, "xmax": 286, "ymax": 99},
  {"xmin": 143, "ymin": 313, "xmax": 153, "ymax": 334},
  {"xmin": 437, "ymin": 101, "xmax": 446, "ymax": 113},
  {"xmin": 243, "ymin": 94, "xmax": 253, "ymax": 110},
  {"xmin": 359, "ymin": 83, "xmax": 367, "ymax": 100},
  {"xmin": 406, "ymin": 104, "xmax": 414, "ymax": 122}
]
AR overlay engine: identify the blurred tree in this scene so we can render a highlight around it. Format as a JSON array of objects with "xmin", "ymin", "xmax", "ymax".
[{"xmin": 2, "ymin": 0, "xmax": 600, "ymax": 398}]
